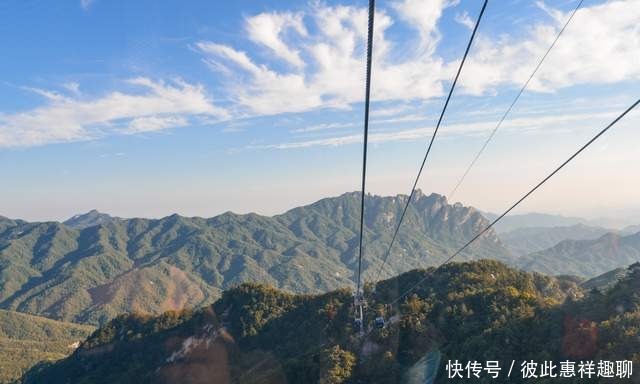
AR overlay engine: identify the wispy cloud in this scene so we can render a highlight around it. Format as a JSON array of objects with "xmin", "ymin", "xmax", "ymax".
[
  {"xmin": 454, "ymin": 11, "xmax": 474, "ymax": 30},
  {"xmin": 250, "ymin": 109, "xmax": 631, "ymax": 150},
  {"xmin": 62, "ymin": 82, "xmax": 81, "ymax": 96},
  {"xmin": 392, "ymin": 0, "xmax": 455, "ymax": 54},
  {"xmin": 221, "ymin": 121, "xmax": 250, "ymax": 133},
  {"xmin": 125, "ymin": 116, "xmax": 189, "ymax": 134},
  {"xmin": 21, "ymin": 86, "xmax": 66, "ymax": 102},
  {"xmin": 370, "ymin": 104, "xmax": 413, "ymax": 118},
  {"xmin": 245, "ymin": 12, "xmax": 308, "ymax": 68},
  {"xmin": 80, "ymin": 0, "xmax": 94, "ymax": 11},
  {"xmin": 0, "ymin": 78, "xmax": 227, "ymax": 147},
  {"xmin": 291, "ymin": 122, "xmax": 355, "ymax": 133},
  {"xmin": 371, "ymin": 114, "xmax": 429, "ymax": 125}
]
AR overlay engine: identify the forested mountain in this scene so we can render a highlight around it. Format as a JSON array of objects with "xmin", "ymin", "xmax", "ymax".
[
  {"xmin": 23, "ymin": 260, "xmax": 640, "ymax": 384},
  {"xmin": 581, "ymin": 268, "xmax": 628, "ymax": 292},
  {"xmin": 0, "ymin": 192, "xmax": 511, "ymax": 326},
  {"xmin": 0, "ymin": 217, "xmax": 26, "ymax": 233},
  {"xmin": 0, "ymin": 310, "xmax": 94, "ymax": 383},
  {"xmin": 499, "ymin": 224, "xmax": 611, "ymax": 256},
  {"xmin": 517, "ymin": 232, "xmax": 640, "ymax": 277}
]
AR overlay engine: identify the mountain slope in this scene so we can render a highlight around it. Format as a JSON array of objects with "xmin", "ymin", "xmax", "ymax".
[
  {"xmin": 0, "ymin": 192, "xmax": 511, "ymax": 325},
  {"xmin": 500, "ymin": 224, "xmax": 611, "ymax": 256},
  {"xmin": 25, "ymin": 260, "xmax": 640, "ymax": 384},
  {"xmin": 0, "ymin": 310, "xmax": 94, "ymax": 383},
  {"xmin": 621, "ymin": 224, "xmax": 640, "ymax": 235},
  {"xmin": 63, "ymin": 210, "xmax": 120, "ymax": 230},
  {"xmin": 581, "ymin": 267, "xmax": 628, "ymax": 292},
  {"xmin": 483, "ymin": 212, "xmax": 586, "ymax": 233},
  {"xmin": 517, "ymin": 232, "xmax": 640, "ymax": 277}
]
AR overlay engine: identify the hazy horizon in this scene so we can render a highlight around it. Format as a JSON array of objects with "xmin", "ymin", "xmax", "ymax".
[{"xmin": 4, "ymin": 188, "xmax": 640, "ymax": 229}]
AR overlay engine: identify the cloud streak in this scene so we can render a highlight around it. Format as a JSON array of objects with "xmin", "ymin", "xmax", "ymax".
[
  {"xmin": 250, "ymin": 109, "xmax": 632, "ymax": 150},
  {"xmin": 80, "ymin": 0, "xmax": 94, "ymax": 11},
  {"xmin": 0, "ymin": 78, "xmax": 227, "ymax": 148}
]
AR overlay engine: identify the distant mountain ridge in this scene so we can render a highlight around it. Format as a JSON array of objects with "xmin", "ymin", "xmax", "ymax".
[
  {"xmin": 581, "ymin": 267, "xmax": 629, "ymax": 292},
  {"xmin": 483, "ymin": 211, "xmax": 586, "ymax": 233},
  {"xmin": 63, "ymin": 210, "xmax": 120, "ymax": 229},
  {"xmin": 0, "ymin": 191, "xmax": 511, "ymax": 325},
  {"xmin": 622, "ymin": 224, "xmax": 640, "ymax": 235},
  {"xmin": 499, "ymin": 224, "xmax": 612, "ymax": 256},
  {"xmin": 517, "ymin": 232, "xmax": 640, "ymax": 276}
]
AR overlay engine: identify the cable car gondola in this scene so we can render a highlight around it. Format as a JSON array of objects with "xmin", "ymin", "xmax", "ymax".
[{"xmin": 353, "ymin": 318, "xmax": 363, "ymax": 332}]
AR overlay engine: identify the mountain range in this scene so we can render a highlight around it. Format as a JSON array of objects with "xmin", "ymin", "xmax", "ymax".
[
  {"xmin": 3, "ymin": 192, "xmax": 640, "ymax": 382},
  {"xmin": 0, "ymin": 191, "xmax": 511, "ymax": 326},
  {"xmin": 482, "ymin": 212, "xmax": 586, "ymax": 233},
  {"xmin": 499, "ymin": 224, "xmax": 612, "ymax": 256},
  {"xmin": 516, "ymin": 231, "xmax": 640, "ymax": 276}
]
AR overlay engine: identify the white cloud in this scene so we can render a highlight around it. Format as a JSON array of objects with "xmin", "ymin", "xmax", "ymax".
[
  {"xmin": 0, "ymin": 78, "xmax": 227, "ymax": 147},
  {"xmin": 291, "ymin": 122, "xmax": 355, "ymax": 133},
  {"xmin": 393, "ymin": 0, "xmax": 458, "ymax": 54},
  {"xmin": 461, "ymin": 0, "xmax": 640, "ymax": 94},
  {"xmin": 250, "ymin": 134, "xmax": 361, "ymax": 149},
  {"xmin": 198, "ymin": 43, "xmax": 264, "ymax": 76},
  {"xmin": 62, "ymin": 82, "xmax": 81, "ymax": 96},
  {"xmin": 80, "ymin": 0, "xmax": 94, "ymax": 10},
  {"xmin": 126, "ymin": 116, "xmax": 188, "ymax": 134},
  {"xmin": 221, "ymin": 121, "xmax": 250, "ymax": 133},
  {"xmin": 198, "ymin": 0, "xmax": 640, "ymax": 117},
  {"xmin": 251, "ymin": 109, "xmax": 629, "ymax": 150},
  {"xmin": 371, "ymin": 113, "xmax": 428, "ymax": 125},
  {"xmin": 370, "ymin": 104, "xmax": 413, "ymax": 117},
  {"xmin": 454, "ymin": 11, "xmax": 474, "ymax": 30},
  {"xmin": 21, "ymin": 87, "xmax": 66, "ymax": 102},
  {"xmin": 245, "ymin": 12, "xmax": 308, "ymax": 68},
  {"xmin": 196, "ymin": 1, "xmax": 449, "ymax": 116}
]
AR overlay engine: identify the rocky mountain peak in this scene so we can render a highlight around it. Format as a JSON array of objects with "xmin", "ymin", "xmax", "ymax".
[{"xmin": 64, "ymin": 210, "xmax": 118, "ymax": 229}]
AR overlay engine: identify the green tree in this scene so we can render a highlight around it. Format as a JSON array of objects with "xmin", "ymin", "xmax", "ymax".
[{"xmin": 319, "ymin": 346, "xmax": 356, "ymax": 384}]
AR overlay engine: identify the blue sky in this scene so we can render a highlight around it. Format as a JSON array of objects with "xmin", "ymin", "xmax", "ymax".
[{"xmin": 1, "ymin": 0, "xmax": 639, "ymax": 222}]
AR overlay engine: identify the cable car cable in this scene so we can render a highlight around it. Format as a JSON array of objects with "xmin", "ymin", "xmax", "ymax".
[
  {"xmin": 355, "ymin": 0, "xmax": 376, "ymax": 299},
  {"xmin": 387, "ymin": 98, "xmax": 640, "ymax": 306},
  {"xmin": 447, "ymin": 0, "xmax": 585, "ymax": 201},
  {"xmin": 374, "ymin": 0, "xmax": 488, "ymax": 283}
]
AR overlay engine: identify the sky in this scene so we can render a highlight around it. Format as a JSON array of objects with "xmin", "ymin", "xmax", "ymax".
[{"xmin": 0, "ymin": 0, "xmax": 639, "ymax": 223}]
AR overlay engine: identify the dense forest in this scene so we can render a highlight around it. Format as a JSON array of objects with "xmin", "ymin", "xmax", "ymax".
[
  {"xmin": 0, "ymin": 310, "xmax": 94, "ymax": 383},
  {"xmin": 22, "ymin": 260, "xmax": 640, "ymax": 383}
]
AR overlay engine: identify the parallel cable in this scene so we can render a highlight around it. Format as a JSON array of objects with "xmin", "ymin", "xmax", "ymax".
[
  {"xmin": 374, "ymin": 0, "xmax": 488, "ymax": 282},
  {"xmin": 447, "ymin": 0, "xmax": 585, "ymax": 201},
  {"xmin": 355, "ymin": 0, "xmax": 376, "ymax": 295},
  {"xmin": 388, "ymin": 98, "xmax": 640, "ymax": 305}
]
